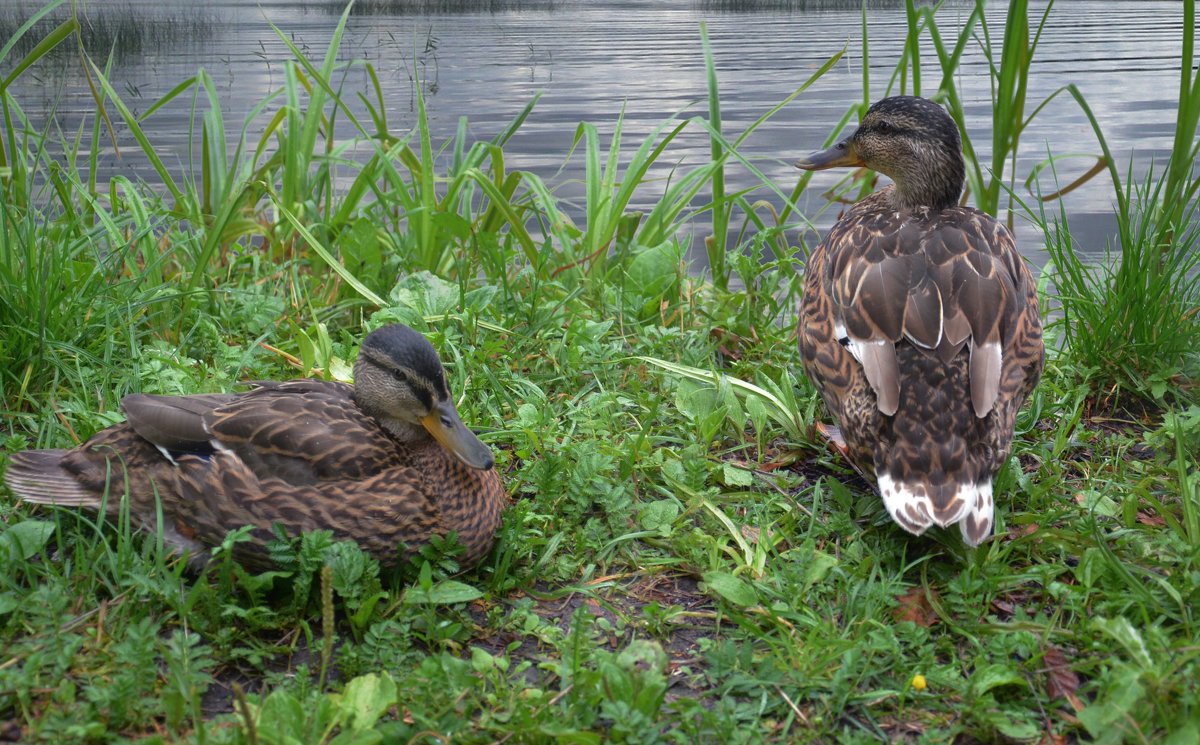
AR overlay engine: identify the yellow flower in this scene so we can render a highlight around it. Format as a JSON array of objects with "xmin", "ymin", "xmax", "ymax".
[{"xmin": 911, "ymin": 674, "xmax": 927, "ymax": 691}]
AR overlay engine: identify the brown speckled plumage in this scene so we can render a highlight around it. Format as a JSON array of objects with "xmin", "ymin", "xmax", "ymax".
[
  {"xmin": 5, "ymin": 325, "xmax": 507, "ymax": 570},
  {"xmin": 796, "ymin": 96, "xmax": 1043, "ymax": 545}
]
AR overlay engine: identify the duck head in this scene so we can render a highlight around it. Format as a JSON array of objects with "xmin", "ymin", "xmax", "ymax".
[
  {"xmin": 796, "ymin": 95, "xmax": 966, "ymax": 211},
  {"xmin": 353, "ymin": 324, "xmax": 495, "ymax": 471}
]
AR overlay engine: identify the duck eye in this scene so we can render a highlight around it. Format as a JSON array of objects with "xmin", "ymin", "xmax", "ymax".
[
  {"xmin": 876, "ymin": 119, "xmax": 893, "ymax": 133},
  {"xmin": 391, "ymin": 369, "xmax": 408, "ymax": 383}
]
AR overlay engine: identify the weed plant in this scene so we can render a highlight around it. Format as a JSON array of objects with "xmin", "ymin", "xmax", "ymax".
[
  {"xmin": 2, "ymin": 0, "xmax": 1199, "ymax": 743},
  {"xmin": 1042, "ymin": 3, "xmax": 1200, "ymax": 409}
]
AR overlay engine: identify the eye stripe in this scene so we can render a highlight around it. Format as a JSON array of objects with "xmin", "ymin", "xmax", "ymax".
[{"xmin": 414, "ymin": 386, "xmax": 433, "ymax": 409}]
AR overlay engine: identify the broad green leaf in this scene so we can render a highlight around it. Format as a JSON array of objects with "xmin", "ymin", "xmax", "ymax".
[
  {"xmin": 987, "ymin": 709, "xmax": 1040, "ymax": 741},
  {"xmin": 0, "ymin": 520, "xmax": 56, "ymax": 562},
  {"xmin": 0, "ymin": 593, "xmax": 20, "ymax": 615},
  {"xmin": 803, "ymin": 550, "xmax": 838, "ymax": 588},
  {"xmin": 970, "ymin": 663, "xmax": 1027, "ymax": 696},
  {"xmin": 1092, "ymin": 616, "xmax": 1154, "ymax": 670},
  {"xmin": 404, "ymin": 580, "xmax": 483, "ymax": 605},
  {"xmin": 255, "ymin": 688, "xmax": 309, "ymax": 742},
  {"xmin": 1077, "ymin": 489, "xmax": 1120, "ymax": 518},
  {"xmin": 745, "ymin": 394, "xmax": 770, "ymax": 433},
  {"xmin": 1078, "ymin": 667, "xmax": 1144, "ymax": 740},
  {"xmin": 390, "ymin": 271, "xmax": 460, "ymax": 317},
  {"xmin": 329, "ymin": 357, "xmax": 354, "ymax": 384},
  {"xmin": 638, "ymin": 500, "xmax": 680, "ymax": 532},
  {"xmin": 616, "ymin": 639, "xmax": 668, "ymax": 675},
  {"xmin": 1163, "ymin": 723, "xmax": 1200, "ymax": 745},
  {"xmin": 337, "ymin": 673, "xmax": 397, "ymax": 731},
  {"xmin": 471, "ymin": 647, "xmax": 497, "ymax": 673},
  {"xmin": 702, "ymin": 571, "xmax": 757, "ymax": 607},
  {"xmin": 721, "ymin": 463, "xmax": 754, "ymax": 487},
  {"xmin": 624, "ymin": 240, "xmax": 680, "ymax": 298},
  {"xmin": 328, "ymin": 731, "xmax": 382, "ymax": 745}
]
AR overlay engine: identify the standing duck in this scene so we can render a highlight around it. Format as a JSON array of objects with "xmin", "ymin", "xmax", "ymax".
[
  {"xmin": 4, "ymin": 324, "xmax": 507, "ymax": 570},
  {"xmin": 795, "ymin": 95, "xmax": 1043, "ymax": 545}
]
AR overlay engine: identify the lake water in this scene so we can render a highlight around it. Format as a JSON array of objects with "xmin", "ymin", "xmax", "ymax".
[{"xmin": 5, "ymin": 0, "xmax": 1195, "ymax": 268}]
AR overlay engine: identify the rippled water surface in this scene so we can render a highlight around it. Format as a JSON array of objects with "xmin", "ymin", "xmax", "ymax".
[{"xmin": 7, "ymin": 0, "xmax": 1195, "ymax": 265}]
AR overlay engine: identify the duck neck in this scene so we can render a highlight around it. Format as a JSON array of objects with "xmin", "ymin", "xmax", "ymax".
[
  {"xmin": 886, "ymin": 147, "xmax": 965, "ymax": 212},
  {"xmin": 352, "ymin": 391, "xmax": 430, "ymax": 445},
  {"xmin": 379, "ymin": 418, "xmax": 431, "ymax": 444}
]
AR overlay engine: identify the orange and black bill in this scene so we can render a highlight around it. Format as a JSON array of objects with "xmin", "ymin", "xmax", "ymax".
[
  {"xmin": 795, "ymin": 137, "xmax": 864, "ymax": 171},
  {"xmin": 420, "ymin": 401, "xmax": 495, "ymax": 470}
]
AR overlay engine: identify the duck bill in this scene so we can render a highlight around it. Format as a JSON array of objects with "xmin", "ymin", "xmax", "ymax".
[
  {"xmin": 794, "ymin": 137, "xmax": 864, "ymax": 170},
  {"xmin": 420, "ymin": 401, "xmax": 495, "ymax": 470}
]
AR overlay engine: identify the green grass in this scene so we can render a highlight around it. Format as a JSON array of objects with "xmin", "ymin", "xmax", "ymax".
[
  {"xmin": 1039, "ymin": 3, "xmax": 1200, "ymax": 409},
  {"xmin": 3, "ymin": 0, "xmax": 1200, "ymax": 742}
]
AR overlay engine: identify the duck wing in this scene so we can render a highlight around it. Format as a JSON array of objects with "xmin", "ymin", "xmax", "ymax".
[
  {"xmin": 804, "ymin": 197, "xmax": 1037, "ymax": 420},
  {"xmin": 118, "ymin": 380, "xmax": 401, "ymax": 486},
  {"xmin": 121, "ymin": 393, "xmax": 238, "ymax": 454},
  {"xmin": 800, "ymin": 194, "xmax": 1043, "ymax": 543},
  {"xmin": 197, "ymin": 380, "xmax": 405, "ymax": 485}
]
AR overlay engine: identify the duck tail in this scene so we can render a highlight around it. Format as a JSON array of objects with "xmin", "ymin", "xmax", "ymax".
[
  {"xmin": 877, "ymin": 472, "xmax": 994, "ymax": 546},
  {"xmin": 4, "ymin": 450, "xmax": 97, "ymax": 507}
]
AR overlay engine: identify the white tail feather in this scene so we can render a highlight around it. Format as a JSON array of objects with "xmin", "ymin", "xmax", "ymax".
[
  {"xmin": 878, "ymin": 473, "xmax": 994, "ymax": 544},
  {"xmin": 959, "ymin": 481, "xmax": 994, "ymax": 546}
]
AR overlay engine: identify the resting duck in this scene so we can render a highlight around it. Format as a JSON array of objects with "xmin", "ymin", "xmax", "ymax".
[
  {"xmin": 795, "ymin": 95, "xmax": 1044, "ymax": 545},
  {"xmin": 5, "ymin": 324, "xmax": 507, "ymax": 569}
]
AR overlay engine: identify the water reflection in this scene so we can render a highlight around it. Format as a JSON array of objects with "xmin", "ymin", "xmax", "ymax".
[
  {"xmin": 4, "ymin": 0, "xmax": 1193, "ymax": 266},
  {"xmin": 697, "ymin": 0, "xmax": 946, "ymax": 10},
  {"xmin": 318, "ymin": 0, "xmax": 561, "ymax": 14},
  {"xmin": 1, "ymin": 2, "xmax": 217, "ymax": 64}
]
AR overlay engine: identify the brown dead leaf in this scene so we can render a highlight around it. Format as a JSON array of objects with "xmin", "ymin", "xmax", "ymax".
[
  {"xmin": 709, "ymin": 327, "xmax": 748, "ymax": 360},
  {"xmin": 0, "ymin": 721, "xmax": 24, "ymax": 743},
  {"xmin": 1007, "ymin": 523, "xmax": 1040, "ymax": 540},
  {"xmin": 990, "ymin": 598, "xmax": 1016, "ymax": 619},
  {"xmin": 1136, "ymin": 510, "xmax": 1167, "ymax": 527},
  {"xmin": 892, "ymin": 586, "xmax": 939, "ymax": 627},
  {"xmin": 1043, "ymin": 645, "xmax": 1085, "ymax": 713}
]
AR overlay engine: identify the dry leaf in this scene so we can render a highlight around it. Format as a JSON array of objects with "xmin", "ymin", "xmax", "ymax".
[
  {"xmin": 893, "ymin": 586, "xmax": 939, "ymax": 627},
  {"xmin": 990, "ymin": 598, "xmax": 1016, "ymax": 619},
  {"xmin": 709, "ymin": 327, "xmax": 745, "ymax": 360},
  {"xmin": 758, "ymin": 456, "xmax": 789, "ymax": 472},
  {"xmin": 1007, "ymin": 523, "xmax": 1039, "ymax": 540},
  {"xmin": 1136, "ymin": 510, "xmax": 1167, "ymax": 527},
  {"xmin": 1043, "ymin": 645, "xmax": 1085, "ymax": 713}
]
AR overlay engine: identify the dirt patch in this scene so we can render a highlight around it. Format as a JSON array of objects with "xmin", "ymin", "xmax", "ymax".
[
  {"xmin": 469, "ymin": 572, "xmax": 717, "ymax": 697},
  {"xmin": 195, "ymin": 572, "xmax": 718, "ymax": 718},
  {"xmin": 201, "ymin": 632, "xmax": 341, "ymax": 718}
]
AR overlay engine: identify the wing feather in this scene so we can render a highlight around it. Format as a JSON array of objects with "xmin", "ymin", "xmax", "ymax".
[
  {"xmin": 203, "ymin": 380, "xmax": 402, "ymax": 485},
  {"xmin": 808, "ymin": 193, "xmax": 1033, "ymax": 420},
  {"xmin": 121, "ymin": 393, "xmax": 237, "ymax": 452}
]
